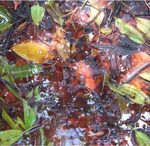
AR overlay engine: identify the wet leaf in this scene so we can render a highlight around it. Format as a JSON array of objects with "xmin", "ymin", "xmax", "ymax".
[
  {"xmin": 0, "ymin": 5, "xmax": 12, "ymax": 32},
  {"xmin": 12, "ymin": 64, "xmax": 43, "ymax": 79},
  {"xmin": 136, "ymin": 17, "xmax": 150, "ymax": 38},
  {"xmin": 116, "ymin": 96, "xmax": 127, "ymax": 113},
  {"xmin": 23, "ymin": 99, "xmax": 37, "ymax": 129},
  {"xmin": 52, "ymin": 27, "xmax": 71, "ymax": 60},
  {"xmin": 12, "ymin": 41, "xmax": 54, "ymax": 64},
  {"xmin": 31, "ymin": 3, "xmax": 45, "ymax": 26},
  {"xmin": 135, "ymin": 130, "xmax": 150, "ymax": 146},
  {"xmin": 139, "ymin": 72, "xmax": 150, "ymax": 81},
  {"xmin": 46, "ymin": 1, "xmax": 64, "ymax": 26},
  {"xmin": 107, "ymin": 82, "xmax": 150, "ymax": 104},
  {"xmin": 2, "ymin": 109, "xmax": 21, "ymax": 130},
  {"xmin": 0, "ymin": 129, "xmax": 23, "ymax": 146},
  {"xmin": 115, "ymin": 18, "xmax": 144, "ymax": 44},
  {"xmin": 2, "ymin": 76, "xmax": 22, "ymax": 100}
]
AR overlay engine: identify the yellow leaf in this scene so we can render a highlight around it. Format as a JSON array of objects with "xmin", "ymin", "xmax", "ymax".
[
  {"xmin": 139, "ymin": 72, "xmax": 150, "ymax": 81},
  {"xmin": 90, "ymin": 7, "xmax": 104, "ymax": 26},
  {"xmin": 100, "ymin": 27, "xmax": 112, "ymax": 35},
  {"xmin": 12, "ymin": 41, "xmax": 54, "ymax": 64},
  {"xmin": 136, "ymin": 17, "xmax": 150, "ymax": 38}
]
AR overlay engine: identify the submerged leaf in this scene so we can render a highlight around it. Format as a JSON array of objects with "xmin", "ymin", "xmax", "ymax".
[
  {"xmin": 115, "ymin": 18, "xmax": 144, "ymax": 44},
  {"xmin": 139, "ymin": 72, "xmax": 150, "ymax": 81},
  {"xmin": 11, "ymin": 64, "xmax": 43, "ymax": 79},
  {"xmin": 12, "ymin": 41, "xmax": 54, "ymax": 64},
  {"xmin": 0, "ymin": 129, "xmax": 22, "ymax": 146},
  {"xmin": 135, "ymin": 130, "xmax": 150, "ymax": 146},
  {"xmin": 23, "ymin": 99, "xmax": 37, "ymax": 129},
  {"xmin": 0, "ymin": 5, "xmax": 12, "ymax": 32},
  {"xmin": 46, "ymin": 1, "xmax": 64, "ymax": 26},
  {"xmin": 52, "ymin": 27, "xmax": 71, "ymax": 60},
  {"xmin": 136, "ymin": 17, "xmax": 150, "ymax": 38},
  {"xmin": 31, "ymin": 3, "xmax": 45, "ymax": 26},
  {"xmin": 2, "ymin": 76, "xmax": 22, "ymax": 100},
  {"xmin": 107, "ymin": 82, "xmax": 150, "ymax": 104}
]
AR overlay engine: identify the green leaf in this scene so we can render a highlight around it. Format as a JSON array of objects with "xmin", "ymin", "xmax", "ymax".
[
  {"xmin": 0, "ymin": 23, "xmax": 12, "ymax": 32},
  {"xmin": 2, "ymin": 109, "xmax": 21, "ymax": 130},
  {"xmin": 135, "ymin": 130, "xmax": 150, "ymax": 146},
  {"xmin": 34, "ymin": 86, "xmax": 42, "ymax": 102},
  {"xmin": 16, "ymin": 117, "xmax": 27, "ymax": 130},
  {"xmin": 40, "ymin": 128, "xmax": 46, "ymax": 146},
  {"xmin": 31, "ymin": 3, "xmax": 45, "ymax": 26},
  {"xmin": 0, "ymin": 129, "xmax": 23, "ymax": 146},
  {"xmin": 23, "ymin": 99, "xmax": 37, "ymax": 129},
  {"xmin": 27, "ymin": 89, "xmax": 34, "ymax": 99},
  {"xmin": 11, "ymin": 64, "xmax": 43, "ymax": 80},
  {"xmin": 139, "ymin": 72, "xmax": 150, "ymax": 81},
  {"xmin": 115, "ymin": 18, "xmax": 145, "ymax": 44},
  {"xmin": 2, "ymin": 76, "xmax": 22, "ymax": 100},
  {"xmin": 136, "ymin": 17, "xmax": 150, "ymax": 38},
  {"xmin": 0, "ymin": 5, "xmax": 12, "ymax": 32},
  {"xmin": 107, "ymin": 82, "xmax": 150, "ymax": 104}
]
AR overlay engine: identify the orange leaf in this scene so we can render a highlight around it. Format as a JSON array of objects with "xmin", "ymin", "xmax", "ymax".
[{"xmin": 12, "ymin": 41, "xmax": 54, "ymax": 64}]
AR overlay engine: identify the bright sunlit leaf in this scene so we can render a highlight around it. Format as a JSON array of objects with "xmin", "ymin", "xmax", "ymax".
[
  {"xmin": 135, "ymin": 130, "xmax": 150, "ymax": 146},
  {"xmin": 107, "ymin": 82, "xmax": 150, "ymax": 104},
  {"xmin": 12, "ymin": 41, "xmax": 54, "ymax": 64},
  {"xmin": 90, "ymin": 7, "xmax": 104, "ymax": 26},
  {"xmin": 31, "ymin": 3, "xmax": 45, "ymax": 26},
  {"xmin": 115, "ymin": 18, "xmax": 145, "ymax": 44},
  {"xmin": 139, "ymin": 72, "xmax": 150, "ymax": 81},
  {"xmin": 0, "ymin": 129, "xmax": 23, "ymax": 146},
  {"xmin": 136, "ymin": 17, "xmax": 150, "ymax": 38},
  {"xmin": 23, "ymin": 99, "xmax": 37, "ymax": 129},
  {"xmin": 100, "ymin": 27, "xmax": 112, "ymax": 35}
]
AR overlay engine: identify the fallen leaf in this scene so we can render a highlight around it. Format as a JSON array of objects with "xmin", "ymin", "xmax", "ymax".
[
  {"xmin": 100, "ymin": 27, "xmax": 112, "ymax": 35},
  {"xmin": 12, "ymin": 41, "xmax": 54, "ymax": 64},
  {"xmin": 136, "ymin": 17, "xmax": 150, "ymax": 38},
  {"xmin": 139, "ymin": 72, "xmax": 150, "ymax": 81},
  {"xmin": 107, "ymin": 81, "xmax": 150, "ymax": 104},
  {"xmin": 115, "ymin": 18, "xmax": 144, "ymax": 44}
]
